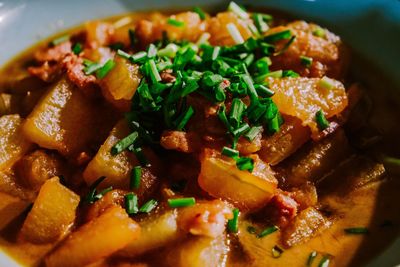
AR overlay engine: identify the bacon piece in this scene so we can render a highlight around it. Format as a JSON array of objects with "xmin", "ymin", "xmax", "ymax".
[
  {"xmin": 34, "ymin": 41, "xmax": 72, "ymax": 62},
  {"xmin": 62, "ymin": 55, "xmax": 97, "ymax": 95},
  {"xmin": 28, "ymin": 62, "xmax": 62, "ymax": 83},
  {"xmin": 266, "ymin": 191, "xmax": 299, "ymax": 228},
  {"xmin": 177, "ymin": 200, "xmax": 232, "ymax": 237},
  {"xmin": 160, "ymin": 131, "xmax": 201, "ymax": 153}
]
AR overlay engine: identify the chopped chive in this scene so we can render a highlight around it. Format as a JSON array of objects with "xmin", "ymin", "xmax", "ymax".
[
  {"xmin": 271, "ymin": 245, "xmax": 284, "ymax": 258},
  {"xmin": 175, "ymin": 106, "xmax": 195, "ymax": 130},
  {"xmin": 263, "ymin": 30, "xmax": 292, "ymax": 43},
  {"xmin": 212, "ymin": 46, "xmax": 221, "ymax": 61},
  {"xmin": 318, "ymin": 255, "xmax": 330, "ymax": 267},
  {"xmin": 267, "ymin": 113, "xmax": 281, "ymax": 134},
  {"xmin": 130, "ymin": 166, "xmax": 141, "ymax": 190},
  {"xmin": 116, "ymin": 49, "xmax": 131, "ymax": 60},
  {"xmin": 244, "ymin": 126, "xmax": 263, "ymax": 141},
  {"xmin": 307, "ymin": 251, "xmax": 318, "ymax": 267},
  {"xmin": 315, "ymin": 110, "xmax": 330, "ymax": 131},
  {"xmin": 313, "ymin": 26, "xmax": 326, "ymax": 38},
  {"xmin": 139, "ymin": 199, "xmax": 158, "ymax": 213},
  {"xmin": 247, "ymin": 225, "xmax": 257, "ymax": 234},
  {"xmin": 93, "ymin": 186, "xmax": 113, "ymax": 201},
  {"xmin": 85, "ymin": 176, "xmax": 107, "ymax": 203},
  {"xmin": 50, "ymin": 34, "xmax": 69, "ymax": 46},
  {"xmin": 222, "ymin": 146, "xmax": 239, "ymax": 158},
  {"xmin": 282, "ymin": 70, "xmax": 300, "ymax": 77},
  {"xmin": 83, "ymin": 61, "xmax": 103, "ymax": 75},
  {"xmin": 96, "ymin": 59, "xmax": 116, "ymax": 79},
  {"xmin": 131, "ymin": 51, "xmax": 148, "ymax": 63},
  {"xmin": 229, "ymin": 98, "xmax": 246, "ymax": 128},
  {"xmin": 218, "ymin": 105, "xmax": 232, "ymax": 131},
  {"xmin": 274, "ymin": 35, "xmax": 296, "ymax": 56},
  {"xmin": 147, "ymin": 43, "xmax": 158, "ymax": 58},
  {"xmin": 129, "ymin": 29, "xmax": 136, "ymax": 49},
  {"xmin": 196, "ymin": 32, "xmax": 211, "ymax": 45},
  {"xmin": 242, "ymin": 75, "xmax": 258, "ymax": 101},
  {"xmin": 228, "ymin": 1, "xmax": 249, "ymax": 19},
  {"xmin": 232, "ymin": 123, "xmax": 250, "ymax": 137},
  {"xmin": 125, "ymin": 193, "xmax": 138, "ymax": 215},
  {"xmin": 111, "ymin": 131, "xmax": 139, "ymax": 155},
  {"xmin": 167, "ymin": 18, "xmax": 185, "ymax": 27},
  {"xmin": 168, "ymin": 197, "xmax": 196, "ymax": 208},
  {"xmin": 300, "ymin": 55, "xmax": 313, "ymax": 67},
  {"xmin": 227, "ymin": 208, "xmax": 240, "ymax": 233},
  {"xmin": 255, "ymin": 84, "xmax": 274, "ymax": 97},
  {"xmin": 236, "ymin": 156, "xmax": 254, "ymax": 172},
  {"xmin": 157, "ymin": 43, "xmax": 179, "ymax": 58},
  {"xmin": 318, "ymin": 76, "xmax": 335, "ymax": 90},
  {"xmin": 227, "ymin": 23, "xmax": 245, "ymax": 44},
  {"xmin": 148, "ymin": 59, "xmax": 162, "ymax": 83},
  {"xmin": 344, "ymin": 227, "xmax": 369, "ymax": 234},
  {"xmin": 257, "ymin": 225, "xmax": 279, "ymax": 238},
  {"xmin": 253, "ymin": 13, "xmax": 269, "ymax": 33},
  {"xmin": 72, "ymin": 42, "xmax": 83, "ymax": 55},
  {"xmin": 193, "ymin": 6, "xmax": 206, "ymax": 20},
  {"xmin": 382, "ymin": 156, "xmax": 400, "ymax": 167}
]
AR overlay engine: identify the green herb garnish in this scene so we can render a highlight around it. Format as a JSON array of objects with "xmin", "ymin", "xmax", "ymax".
[
  {"xmin": 227, "ymin": 208, "xmax": 240, "ymax": 233},
  {"xmin": 344, "ymin": 227, "xmax": 369, "ymax": 234},
  {"xmin": 125, "ymin": 193, "xmax": 139, "ymax": 215},
  {"xmin": 167, "ymin": 18, "xmax": 185, "ymax": 27},
  {"xmin": 315, "ymin": 110, "xmax": 330, "ymax": 131},
  {"xmin": 168, "ymin": 197, "xmax": 196, "ymax": 208},
  {"xmin": 257, "ymin": 225, "xmax": 279, "ymax": 238},
  {"xmin": 130, "ymin": 166, "xmax": 142, "ymax": 190},
  {"xmin": 139, "ymin": 199, "xmax": 158, "ymax": 213}
]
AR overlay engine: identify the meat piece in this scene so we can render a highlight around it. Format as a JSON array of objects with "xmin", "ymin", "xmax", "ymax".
[
  {"xmin": 269, "ymin": 21, "xmax": 349, "ymax": 79},
  {"xmin": 177, "ymin": 200, "xmax": 232, "ymax": 237},
  {"xmin": 266, "ymin": 192, "xmax": 299, "ymax": 227},
  {"xmin": 28, "ymin": 62, "xmax": 62, "ymax": 83},
  {"xmin": 63, "ymin": 55, "xmax": 98, "ymax": 94},
  {"xmin": 287, "ymin": 182, "xmax": 318, "ymax": 210},
  {"xmin": 281, "ymin": 207, "xmax": 331, "ymax": 248},
  {"xmin": 34, "ymin": 41, "xmax": 72, "ymax": 62},
  {"xmin": 160, "ymin": 131, "xmax": 201, "ymax": 153},
  {"xmin": 14, "ymin": 149, "xmax": 65, "ymax": 191},
  {"xmin": 160, "ymin": 70, "xmax": 176, "ymax": 83}
]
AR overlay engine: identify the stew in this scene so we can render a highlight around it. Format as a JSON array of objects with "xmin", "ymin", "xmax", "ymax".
[{"xmin": 0, "ymin": 3, "xmax": 399, "ymax": 267}]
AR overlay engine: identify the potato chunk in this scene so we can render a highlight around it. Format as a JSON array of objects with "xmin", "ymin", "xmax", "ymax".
[
  {"xmin": 0, "ymin": 114, "xmax": 32, "ymax": 170},
  {"xmin": 99, "ymin": 56, "xmax": 142, "ymax": 111},
  {"xmin": 0, "ymin": 192, "xmax": 30, "ymax": 230},
  {"xmin": 198, "ymin": 149, "xmax": 277, "ymax": 210},
  {"xmin": 166, "ymin": 235, "xmax": 228, "ymax": 267},
  {"xmin": 45, "ymin": 206, "xmax": 140, "ymax": 267},
  {"xmin": 259, "ymin": 116, "xmax": 310, "ymax": 165},
  {"xmin": 281, "ymin": 207, "xmax": 331, "ymax": 248},
  {"xmin": 19, "ymin": 177, "xmax": 80, "ymax": 243},
  {"xmin": 22, "ymin": 77, "xmax": 96, "ymax": 155},
  {"xmin": 119, "ymin": 210, "xmax": 182, "ymax": 257},
  {"xmin": 269, "ymin": 77, "xmax": 348, "ymax": 138},
  {"xmin": 83, "ymin": 120, "xmax": 159, "ymax": 196}
]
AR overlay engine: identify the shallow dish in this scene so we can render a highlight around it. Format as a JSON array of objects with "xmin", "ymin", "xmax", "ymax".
[{"xmin": 0, "ymin": 0, "xmax": 399, "ymax": 266}]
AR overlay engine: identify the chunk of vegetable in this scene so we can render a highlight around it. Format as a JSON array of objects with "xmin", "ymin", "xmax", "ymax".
[
  {"xmin": 0, "ymin": 192, "xmax": 30, "ymax": 230},
  {"xmin": 281, "ymin": 207, "xmax": 331, "ymax": 248},
  {"xmin": 85, "ymin": 21, "xmax": 114, "ymax": 48},
  {"xmin": 208, "ymin": 12, "xmax": 255, "ymax": 46},
  {"xmin": 198, "ymin": 149, "xmax": 277, "ymax": 210},
  {"xmin": 166, "ymin": 235, "xmax": 228, "ymax": 267},
  {"xmin": 119, "ymin": 210, "xmax": 182, "ymax": 257},
  {"xmin": 22, "ymin": 77, "xmax": 96, "ymax": 155},
  {"xmin": 83, "ymin": 120, "xmax": 159, "ymax": 196},
  {"xmin": 259, "ymin": 116, "xmax": 310, "ymax": 165},
  {"xmin": 0, "ymin": 114, "xmax": 32, "ymax": 170},
  {"xmin": 45, "ymin": 206, "xmax": 140, "ymax": 267},
  {"xmin": 99, "ymin": 56, "xmax": 142, "ymax": 111},
  {"xmin": 268, "ymin": 77, "xmax": 348, "ymax": 138},
  {"xmin": 278, "ymin": 129, "xmax": 351, "ymax": 187},
  {"xmin": 19, "ymin": 177, "xmax": 80, "ymax": 243}
]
